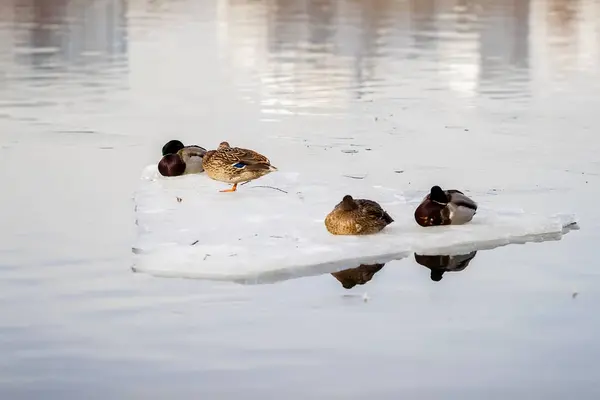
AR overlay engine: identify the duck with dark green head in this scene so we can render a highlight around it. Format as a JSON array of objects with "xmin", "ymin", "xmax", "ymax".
[
  {"xmin": 158, "ymin": 140, "xmax": 207, "ymax": 177},
  {"xmin": 324, "ymin": 195, "xmax": 394, "ymax": 235},
  {"xmin": 414, "ymin": 186, "xmax": 477, "ymax": 227}
]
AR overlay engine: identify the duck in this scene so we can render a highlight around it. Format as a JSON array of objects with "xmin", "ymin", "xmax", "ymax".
[
  {"xmin": 324, "ymin": 195, "xmax": 394, "ymax": 235},
  {"xmin": 201, "ymin": 141, "xmax": 277, "ymax": 192},
  {"xmin": 158, "ymin": 140, "xmax": 207, "ymax": 177},
  {"xmin": 414, "ymin": 186, "xmax": 477, "ymax": 227}
]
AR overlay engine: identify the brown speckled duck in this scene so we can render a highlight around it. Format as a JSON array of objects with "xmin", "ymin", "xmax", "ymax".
[
  {"xmin": 325, "ymin": 195, "xmax": 394, "ymax": 235},
  {"xmin": 158, "ymin": 140, "xmax": 207, "ymax": 177},
  {"xmin": 202, "ymin": 141, "xmax": 277, "ymax": 192},
  {"xmin": 414, "ymin": 186, "xmax": 477, "ymax": 227}
]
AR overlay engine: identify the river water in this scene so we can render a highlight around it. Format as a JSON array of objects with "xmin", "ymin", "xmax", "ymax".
[{"xmin": 1, "ymin": 0, "xmax": 599, "ymax": 398}]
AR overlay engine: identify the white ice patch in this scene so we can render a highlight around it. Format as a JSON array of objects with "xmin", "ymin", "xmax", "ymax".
[{"xmin": 132, "ymin": 165, "xmax": 578, "ymax": 283}]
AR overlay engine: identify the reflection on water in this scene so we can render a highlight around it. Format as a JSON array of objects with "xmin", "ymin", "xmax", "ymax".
[
  {"xmin": 330, "ymin": 263, "xmax": 385, "ymax": 289},
  {"xmin": 477, "ymin": 0, "xmax": 530, "ymax": 98},
  {"xmin": 220, "ymin": 0, "xmax": 600, "ymax": 110},
  {"xmin": 329, "ymin": 252, "xmax": 478, "ymax": 287},
  {"xmin": 0, "ymin": 0, "xmax": 129, "ymax": 130},
  {"xmin": 414, "ymin": 251, "xmax": 478, "ymax": 282},
  {"xmin": 1, "ymin": 0, "xmax": 600, "ymax": 397},
  {"xmin": 2, "ymin": 0, "xmax": 127, "ymax": 71}
]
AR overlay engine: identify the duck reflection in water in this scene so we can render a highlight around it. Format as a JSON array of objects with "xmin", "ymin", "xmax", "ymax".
[
  {"xmin": 331, "ymin": 263, "xmax": 385, "ymax": 289},
  {"xmin": 414, "ymin": 252, "xmax": 478, "ymax": 282}
]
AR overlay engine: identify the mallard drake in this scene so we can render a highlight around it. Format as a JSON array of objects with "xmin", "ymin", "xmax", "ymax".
[
  {"xmin": 414, "ymin": 186, "xmax": 477, "ymax": 227},
  {"xmin": 414, "ymin": 252, "xmax": 478, "ymax": 282},
  {"xmin": 324, "ymin": 195, "xmax": 394, "ymax": 235},
  {"xmin": 202, "ymin": 141, "xmax": 277, "ymax": 192},
  {"xmin": 158, "ymin": 140, "xmax": 207, "ymax": 176},
  {"xmin": 331, "ymin": 263, "xmax": 385, "ymax": 289}
]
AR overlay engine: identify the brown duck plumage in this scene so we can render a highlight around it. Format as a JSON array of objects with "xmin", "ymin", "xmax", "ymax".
[
  {"xmin": 202, "ymin": 141, "xmax": 277, "ymax": 192},
  {"xmin": 325, "ymin": 195, "xmax": 394, "ymax": 235}
]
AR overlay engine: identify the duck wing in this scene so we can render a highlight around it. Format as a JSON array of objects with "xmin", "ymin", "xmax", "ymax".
[
  {"xmin": 218, "ymin": 147, "xmax": 275, "ymax": 171},
  {"xmin": 225, "ymin": 147, "xmax": 270, "ymax": 163},
  {"xmin": 356, "ymin": 199, "xmax": 394, "ymax": 224},
  {"xmin": 448, "ymin": 191, "xmax": 477, "ymax": 210},
  {"xmin": 187, "ymin": 145, "xmax": 207, "ymax": 155},
  {"xmin": 179, "ymin": 146, "xmax": 206, "ymax": 160}
]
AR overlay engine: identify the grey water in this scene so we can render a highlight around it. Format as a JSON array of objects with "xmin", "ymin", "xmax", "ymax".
[{"xmin": 1, "ymin": 0, "xmax": 600, "ymax": 398}]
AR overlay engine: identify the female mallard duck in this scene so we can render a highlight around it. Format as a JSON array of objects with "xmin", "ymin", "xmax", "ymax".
[
  {"xmin": 158, "ymin": 140, "xmax": 207, "ymax": 177},
  {"xmin": 202, "ymin": 141, "xmax": 277, "ymax": 192},
  {"xmin": 414, "ymin": 186, "xmax": 477, "ymax": 227},
  {"xmin": 325, "ymin": 195, "xmax": 394, "ymax": 235}
]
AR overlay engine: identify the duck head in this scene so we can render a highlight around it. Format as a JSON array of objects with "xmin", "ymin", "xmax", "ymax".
[
  {"xmin": 162, "ymin": 140, "xmax": 185, "ymax": 156},
  {"xmin": 430, "ymin": 186, "xmax": 448, "ymax": 204},
  {"xmin": 340, "ymin": 195, "xmax": 357, "ymax": 211}
]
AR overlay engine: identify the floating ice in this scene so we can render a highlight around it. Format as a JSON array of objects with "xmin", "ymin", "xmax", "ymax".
[{"xmin": 132, "ymin": 165, "xmax": 578, "ymax": 284}]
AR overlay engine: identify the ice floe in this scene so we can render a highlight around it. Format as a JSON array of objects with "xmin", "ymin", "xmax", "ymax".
[{"xmin": 132, "ymin": 165, "xmax": 578, "ymax": 284}]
